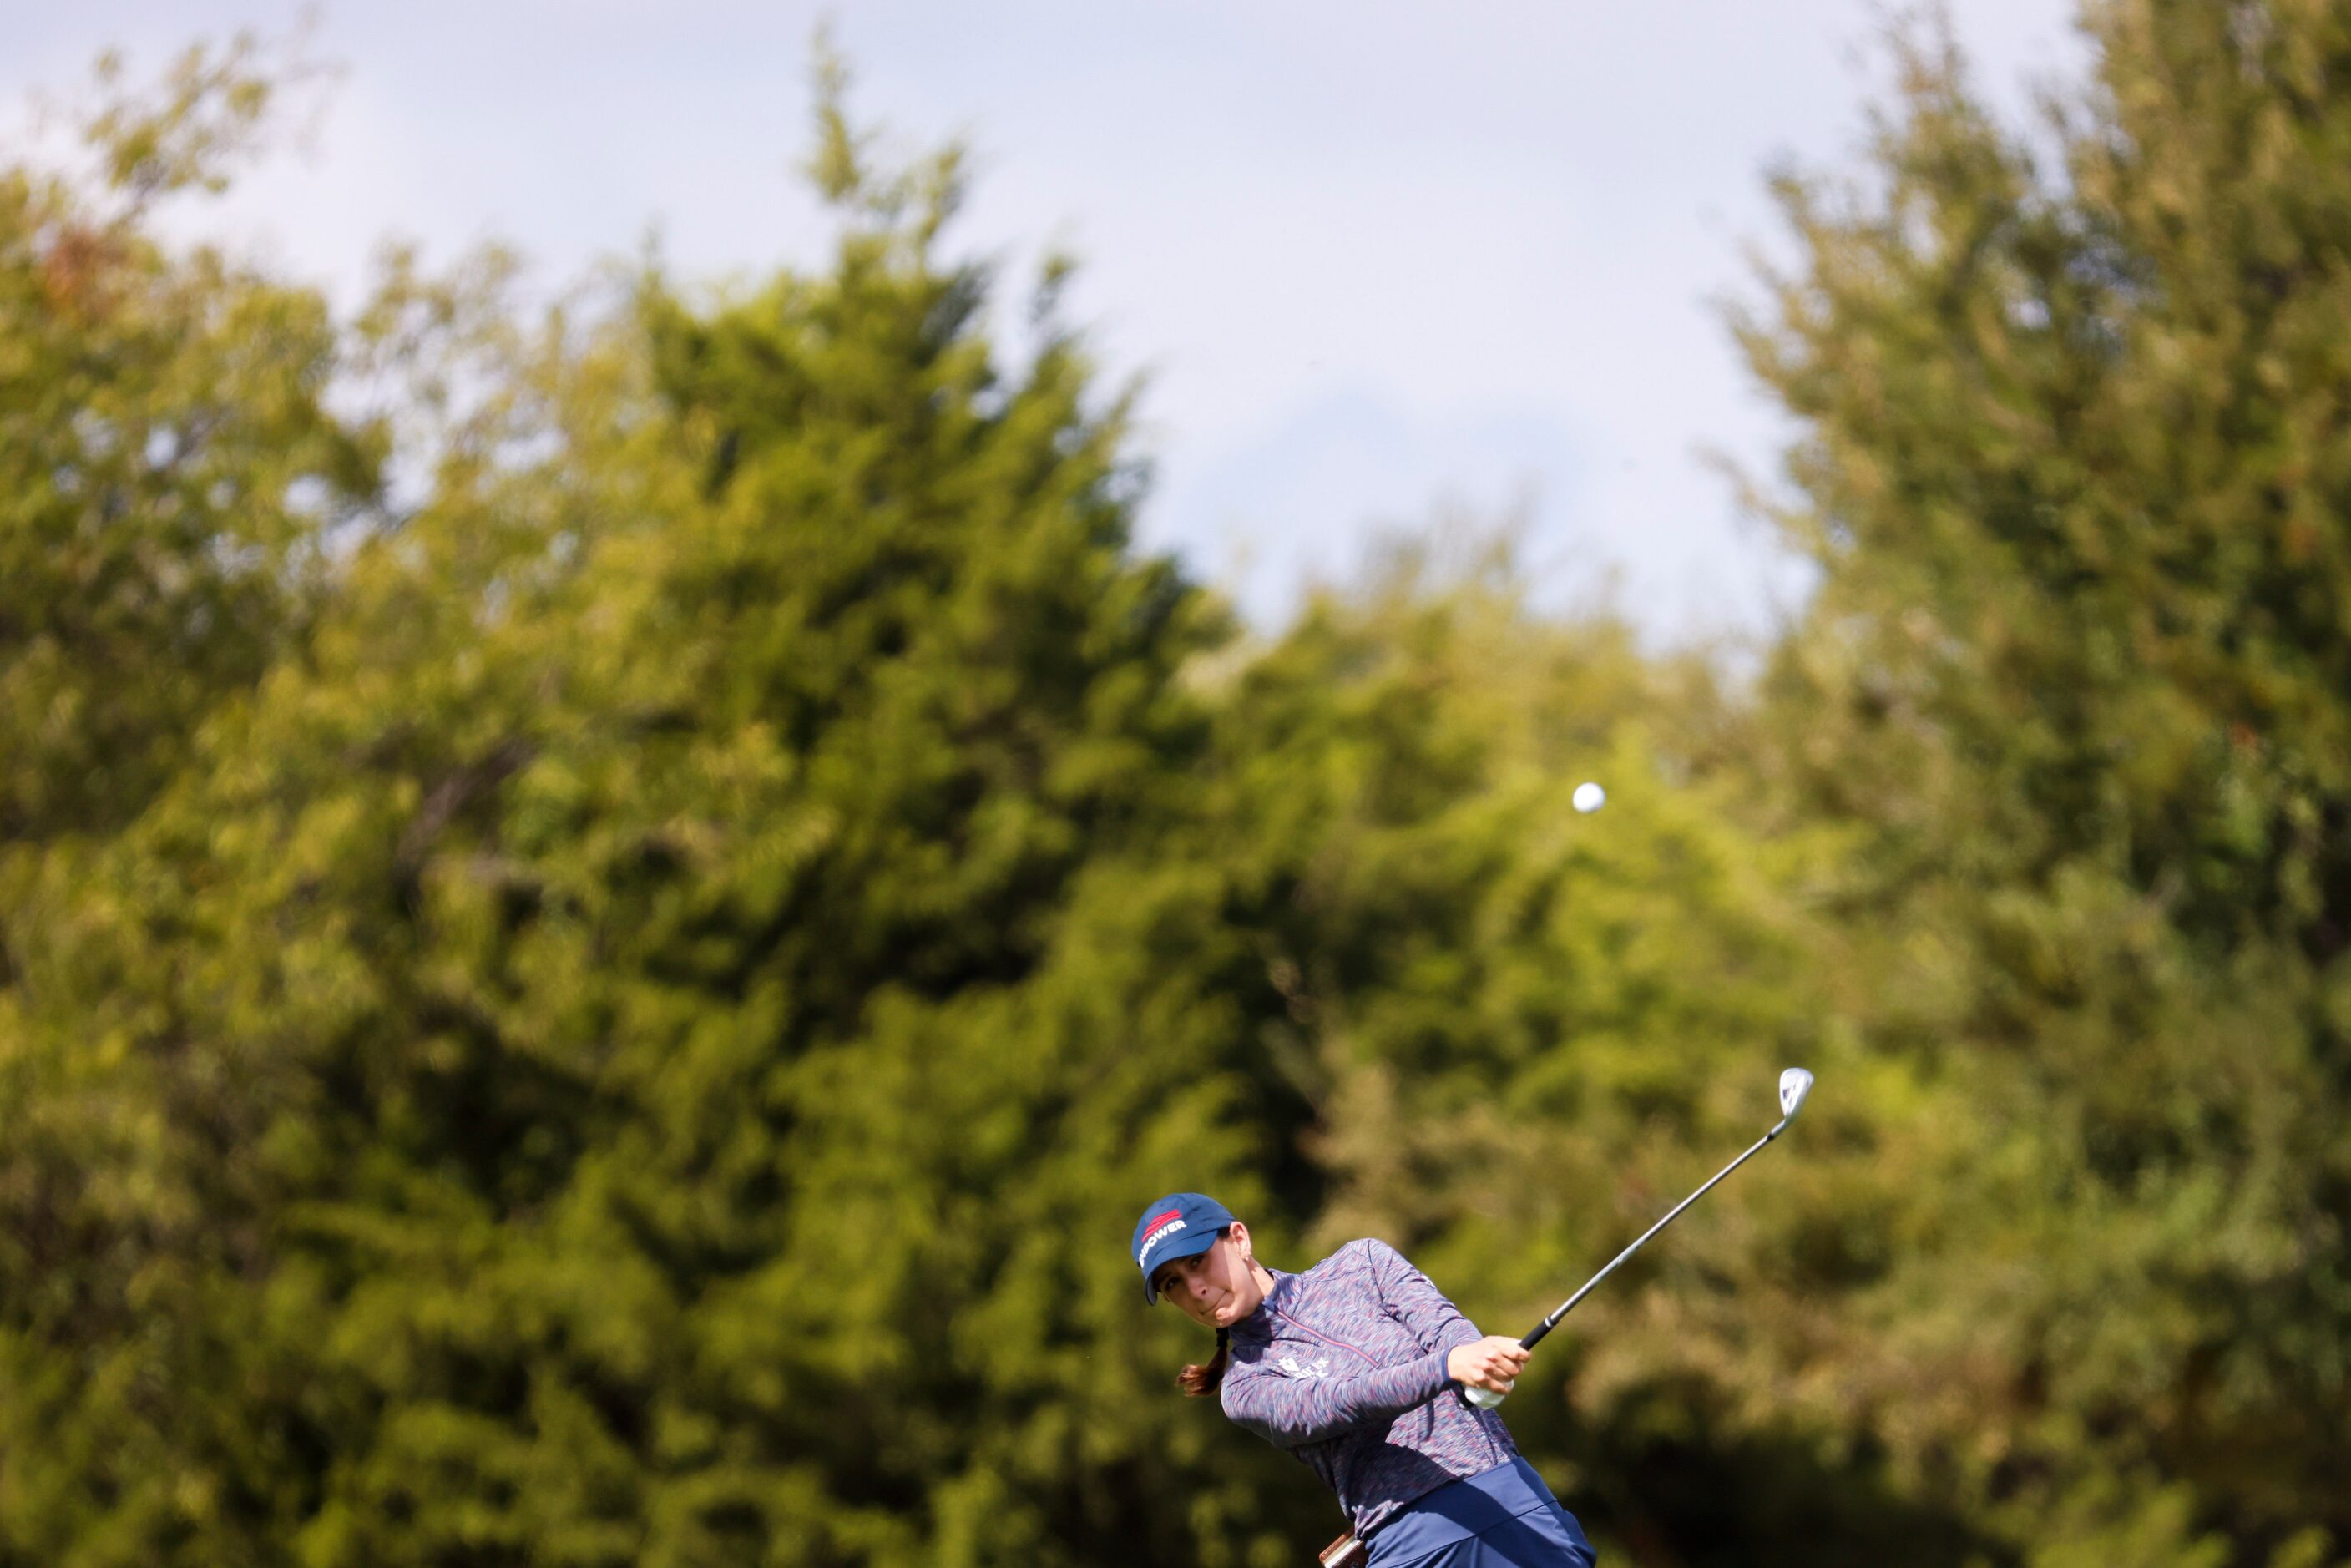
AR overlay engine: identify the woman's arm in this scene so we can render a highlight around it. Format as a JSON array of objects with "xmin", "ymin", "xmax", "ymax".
[
  {"xmin": 1367, "ymin": 1238, "xmax": 1531, "ymax": 1399},
  {"xmin": 1362, "ymin": 1238, "xmax": 1483, "ymax": 1357},
  {"xmin": 1221, "ymin": 1347, "xmax": 1456, "ymax": 1449}
]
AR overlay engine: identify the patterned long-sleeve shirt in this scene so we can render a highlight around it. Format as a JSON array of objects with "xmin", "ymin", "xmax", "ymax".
[{"xmin": 1221, "ymin": 1238, "xmax": 1519, "ymax": 1540}]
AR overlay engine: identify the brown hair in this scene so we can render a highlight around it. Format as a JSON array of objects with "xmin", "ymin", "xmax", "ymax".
[{"xmin": 1177, "ymin": 1328, "xmax": 1231, "ymax": 1398}]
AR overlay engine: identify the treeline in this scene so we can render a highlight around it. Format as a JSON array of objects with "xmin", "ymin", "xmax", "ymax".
[{"xmin": 1, "ymin": 9, "xmax": 2346, "ymax": 1565}]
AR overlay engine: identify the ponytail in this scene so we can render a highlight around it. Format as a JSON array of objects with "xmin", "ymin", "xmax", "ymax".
[{"xmin": 1177, "ymin": 1328, "xmax": 1231, "ymax": 1398}]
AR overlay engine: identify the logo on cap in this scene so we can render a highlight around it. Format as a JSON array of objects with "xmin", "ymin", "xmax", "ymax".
[{"xmin": 1136, "ymin": 1210, "xmax": 1187, "ymax": 1266}]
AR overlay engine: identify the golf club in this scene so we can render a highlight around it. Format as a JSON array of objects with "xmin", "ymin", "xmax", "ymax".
[{"xmin": 1463, "ymin": 1066, "xmax": 1816, "ymax": 1409}]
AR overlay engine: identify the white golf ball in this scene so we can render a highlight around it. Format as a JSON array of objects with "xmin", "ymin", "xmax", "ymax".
[{"xmin": 1572, "ymin": 781, "xmax": 1606, "ymax": 813}]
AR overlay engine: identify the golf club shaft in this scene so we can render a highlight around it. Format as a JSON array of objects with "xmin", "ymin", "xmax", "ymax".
[
  {"xmin": 1519, "ymin": 1114, "xmax": 1788, "ymax": 1350},
  {"xmin": 1463, "ymin": 1070, "xmax": 1813, "ymax": 1410}
]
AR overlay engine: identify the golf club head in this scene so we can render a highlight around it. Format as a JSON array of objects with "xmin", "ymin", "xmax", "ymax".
[{"xmin": 1778, "ymin": 1067, "xmax": 1815, "ymax": 1123}]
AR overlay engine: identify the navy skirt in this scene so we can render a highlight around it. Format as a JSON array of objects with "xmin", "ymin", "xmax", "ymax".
[{"xmin": 1365, "ymin": 1458, "xmax": 1597, "ymax": 1568}]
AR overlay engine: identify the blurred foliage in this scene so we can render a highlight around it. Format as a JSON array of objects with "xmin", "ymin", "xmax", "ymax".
[
  {"xmin": 1, "ymin": 9, "xmax": 2347, "ymax": 1565},
  {"xmin": 1724, "ymin": 5, "xmax": 2351, "ymax": 1561}
]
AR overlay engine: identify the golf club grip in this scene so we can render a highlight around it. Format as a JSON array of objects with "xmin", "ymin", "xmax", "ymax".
[{"xmin": 1460, "ymin": 1318, "xmax": 1552, "ymax": 1409}]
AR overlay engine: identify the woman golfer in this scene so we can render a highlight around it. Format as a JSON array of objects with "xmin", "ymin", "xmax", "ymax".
[{"xmin": 1134, "ymin": 1192, "xmax": 1598, "ymax": 1566}]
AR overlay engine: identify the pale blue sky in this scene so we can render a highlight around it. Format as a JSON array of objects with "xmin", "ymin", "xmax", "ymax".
[{"xmin": 7, "ymin": 2, "xmax": 2086, "ymax": 640}]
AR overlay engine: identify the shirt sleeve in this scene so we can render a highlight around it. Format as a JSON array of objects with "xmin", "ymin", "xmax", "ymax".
[
  {"xmin": 1221, "ymin": 1343, "xmax": 1458, "ymax": 1450},
  {"xmin": 1363, "ymin": 1238, "xmax": 1486, "ymax": 1357}
]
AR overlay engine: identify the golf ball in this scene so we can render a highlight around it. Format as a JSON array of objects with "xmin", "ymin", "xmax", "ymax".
[{"xmin": 1572, "ymin": 781, "xmax": 1606, "ymax": 813}]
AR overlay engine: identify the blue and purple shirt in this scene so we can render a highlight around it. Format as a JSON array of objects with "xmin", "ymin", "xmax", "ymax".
[{"xmin": 1221, "ymin": 1238, "xmax": 1518, "ymax": 1539}]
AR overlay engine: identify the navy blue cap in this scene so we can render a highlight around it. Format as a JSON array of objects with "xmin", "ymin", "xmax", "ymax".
[{"xmin": 1131, "ymin": 1192, "xmax": 1234, "ymax": 1303}]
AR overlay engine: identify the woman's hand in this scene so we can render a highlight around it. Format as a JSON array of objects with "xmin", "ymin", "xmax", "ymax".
[{"xmin": 1446, "ymin": 1335, "xmax": 1531, "ymax": 1397}]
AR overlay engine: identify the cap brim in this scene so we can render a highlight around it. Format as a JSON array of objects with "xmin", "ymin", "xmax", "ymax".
[{"xmin": 1140, "ymin": 1227, "xmax": 1221, "ymax": 1303}]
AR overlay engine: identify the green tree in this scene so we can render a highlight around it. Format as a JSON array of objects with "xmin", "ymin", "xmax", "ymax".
[
  {"xmin": 0, "ymin": 45, "xmax": 1325, "ymax": 1568},
  {"xmin": 1734, "ymin": 5, "xmax": 2351, "ymax": 1561},
  {"xmin": 0, "ymin": 43, "xmax": 375, "ymax": 1562},
  {"xmin": 0, "ymin": 38, "xmax": 377, "ymax": 850}
]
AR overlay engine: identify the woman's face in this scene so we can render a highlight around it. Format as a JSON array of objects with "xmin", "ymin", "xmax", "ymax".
[{"xmin": 1149, "ymin": 1222, "xmax": 1267, "ymax": 1330}]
